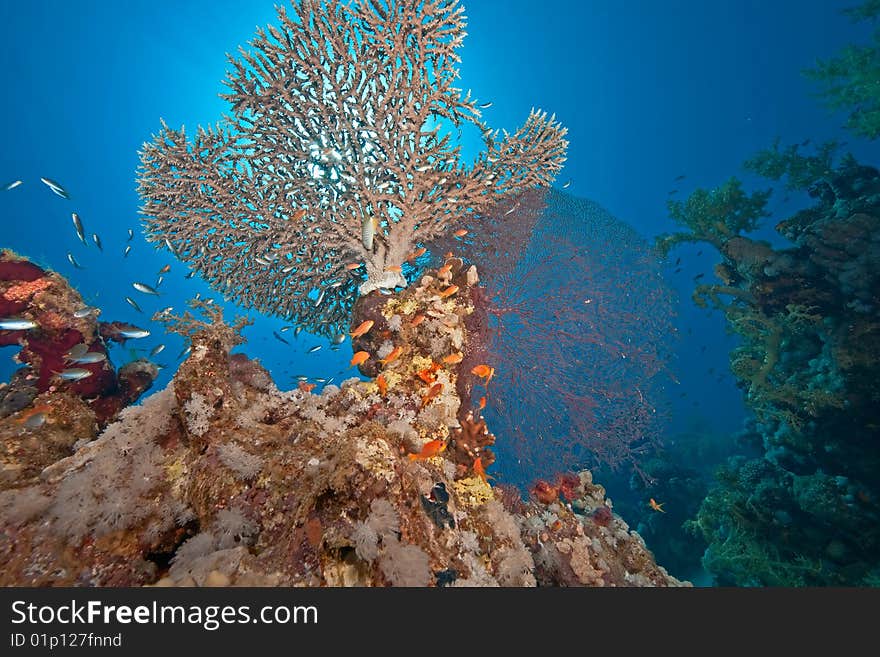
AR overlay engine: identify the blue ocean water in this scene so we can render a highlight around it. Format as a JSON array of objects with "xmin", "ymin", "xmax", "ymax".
[{"xmin": 1, "ymin": 0, "xmax": 878, "ymax": 555}]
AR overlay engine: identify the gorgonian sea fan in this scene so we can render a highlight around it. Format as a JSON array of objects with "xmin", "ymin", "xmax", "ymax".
[
  {"xmin": 434, "ymin": 189, "xmax": 675, "ymax": 485},
  {"xmin": 137, "ymin": 0, "xmax": 568, "ymax": 337}
]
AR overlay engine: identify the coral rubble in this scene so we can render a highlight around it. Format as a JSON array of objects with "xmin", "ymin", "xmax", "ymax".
[{"xmin": 0, "ymin": 260, "xmax": 685, "ymax": 587}]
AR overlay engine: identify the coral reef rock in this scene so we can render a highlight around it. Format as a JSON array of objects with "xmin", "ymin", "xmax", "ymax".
[
  {"xmin": 0, "ymin": 250, "xmax": 157, "ymax": 490},
  {"xmin": 0, "ymin": 260, "xmax": 685, "ymax": 587}
]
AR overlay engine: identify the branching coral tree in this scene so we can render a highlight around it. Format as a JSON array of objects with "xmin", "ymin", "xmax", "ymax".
[
  {"xmin": 137, "ymin": 0, "xmax": 568, "ymax": 337},
  {"xmin": 654, "ymin": 177, "xmax": 771, "ymax": 258},
  {"xmin": 804, "ymin": 0, "xmax": 880, "ymax": 140}
]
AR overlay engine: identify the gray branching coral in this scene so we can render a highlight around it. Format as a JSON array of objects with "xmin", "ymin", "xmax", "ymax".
[{"xmin": 137, "ymin": 0, "xmax": 568, "ymax": 337}]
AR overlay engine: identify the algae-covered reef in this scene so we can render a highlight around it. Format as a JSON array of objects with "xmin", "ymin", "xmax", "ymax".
[
  {"xmin": 658, "ymin": 148, "xmax": 880, "ymax": 585},
  {"xmin": 0, "ymin": 256, "xmax": 685, "ymax": 587}
]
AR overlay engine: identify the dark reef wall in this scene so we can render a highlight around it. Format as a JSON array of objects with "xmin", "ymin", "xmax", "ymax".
[{"xmin": 662, "ymin": 156, "xmax": 880, "ymax": 585}]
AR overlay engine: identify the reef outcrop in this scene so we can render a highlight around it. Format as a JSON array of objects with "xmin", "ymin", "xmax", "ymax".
[
  {"xmin": 0, "ymin": 250, "xmax": 157, "ymax": 490},
  {"xmin": 0, "ymin": 258, "xmax": 685, "ymax": 587}
]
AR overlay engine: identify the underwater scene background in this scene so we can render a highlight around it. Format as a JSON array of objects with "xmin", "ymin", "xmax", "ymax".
[{"xmin": 1, "ymin": 0, "xmax": 879, "ymax": 587}]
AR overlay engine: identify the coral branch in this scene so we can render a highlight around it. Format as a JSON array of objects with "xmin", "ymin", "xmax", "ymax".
[{"xmin": 137, "ymin": 0, "xmax": 568, "ymax": 337}]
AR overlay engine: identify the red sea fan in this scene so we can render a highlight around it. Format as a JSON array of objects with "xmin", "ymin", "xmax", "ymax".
[{"xmin": 434, "ymin": 189, "xmax": 675, "ymax": 486}]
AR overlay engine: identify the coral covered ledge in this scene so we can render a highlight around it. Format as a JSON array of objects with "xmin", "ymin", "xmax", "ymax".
[{"xmin": 0, "ymin": 258, "xmax": 686, "ymax": 587}]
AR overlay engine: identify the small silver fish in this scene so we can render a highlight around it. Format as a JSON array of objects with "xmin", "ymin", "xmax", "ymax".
[
  {"xmin": 178, "ymin": 345, "xmax": 191, "ymax": 359},
  {"xmin": 73, "ymin": 307, "xmax": 95, "ymax": 318},
  {"xmin": 295, "ymin": 375, "xmax": 309, "ymax": 381},
  {"xmin": 308, "ymin": 345, "xmax": 322, "ymax": 353},
  {"xmin": 150, "ymin": 344, "xmax": 165, "ymax": 357},
  {"xmin": 294, "ymin": 326, "xmax": 303, "ymax": 337},
  {"xmin": 40, "ymin": 177, "xmax": 70, "ymax": 199},
  {"xmin": 155, "ymin": 276, "xmax": 164, "ymax": 287},
  {"xmin": 0, "ymin": 317, "xmax": 38, "ymax": 330},
  {"xmin": 92, "ymin": 233, "xmax": 103, "ymax": 251},
  {"xmin": 314, "ymin": 377, "xmax": 327, "ymax": 383},
  {"xmin": 562, "ymin": 179, "xmax": 572, "ymax": 189},
  {"xmin": 70, "ymin": 352, "xmax": 107, "ymax": 364},
  {"xmin": 479, "ymin": 101, "xmax": 493, "ymax": 109},
  {"xmin": 2, "ymin": 180, "xmax": 23, "ymax": 191},
  {"xmin": 119, "ymin": 327, "xmax": 150, "ymax": 339},
  {"xmin": 123, "ymin": 245, "xmax": 132, "ymax": 257},
  {"xmin": 127, "ymin": 229, "xmax": 134, "ymax": 241},
  {"xmin": 184, "ymin": 271, "xmax": 195, "ymax": 279},
  {"xmin": 59, "ymin": 368, "xmax": 92, "ymax": 381},
  {"xmin": 361, "ymin": 212, "xmax": 376, "ymax": 250},
  {"xmin": 164, "ymin": 238, "xmax": 175, "ymax": 254},
  {"xmin": 125, "ymin": 296, "xmax": 143, "ymax": 313},
  {"xmin": 132, "ymin": 282, "xmax": 160, "ymax": 296},
  {"xmin": 331, "ymin": 333, "xmax": 346, "ymax": 345},
  {"xmin": 72, "ymin": 213, "xmax": 87, "ymax": 245},
  {"xmin": 67, "ymin": 252, "xmax": 84, "ymax": 269}
]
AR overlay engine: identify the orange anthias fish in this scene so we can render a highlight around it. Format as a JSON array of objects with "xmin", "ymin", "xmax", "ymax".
[
  {"xmin": 291, "ymin": 208, "xmax": 308, "ymax": 221},
  {"xmin": 409, "ymin": 313, "xmax": 426, "ymax": 327},
  {"xmin": 649, "ymin": 498, "xmax": 666, "ymax": 513},
  {"xmin": 453, "ymin": 228, "xmax": 468, "ymax": 237},
  {"xmin": 478, "ymin": 396, "xmax": 486, "ymax": 410},
  {"xmin": 416, "ymin": 363, "xmax": 440, "ymax": 385},
  {"xmin": 385, "ymin": 265, "xmax": 402, "ymax": 273},
  {"xmin": 437, "ymin": 263, "xmax": 452, "ymax": 277},
  {"xmin": 439, "ymin": 284, "xmax": 459, "ymax": 298},
  {"xmin": 15, "ymin": 403, "xmax": 51, "ymax": 425},
  {"xmin": 405, "ymin": 247, "xmax": 427, "ymax": 261},
  {"xmin": 471, "ymin": 364, "xmax": 494, "ymax": 381},
  {"xmin": 408, "ymin": 439, "xmax": 447, "ymax": 461},
  {"xmin": 380, "ymin": 345, "xmax": 403, "ymax": 365},
  {"xmin": 421, "ymin": 382, "xmax": 443, "ymax": 407},
  {"xmin": 444, "ymin": 251, "xmax": 453, "ymax": 259},
  {"xmin": 350, "ymin": 320, "xmax": 375, "ymax": 338},
  {"xmin": 298, "ymin": 381, "xmax": 316, "ymax": 393},
  {"xmin": 350, "ymin": 351, "xmax": 370, "ymax": 367},
  {"xmin": 473, "ymin": 456, "xmax": 492, "ymax": 483},
  {"xmin": 442, "ymin": 352, "xmax": 463, "ymax": 365},
  {"xmin": 345, "ymin": 262, "xmax": 363, "ymax": 271},
  {"xmin": 376, "ymin": 374, "xmax": 388, "ymax": 396}
]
